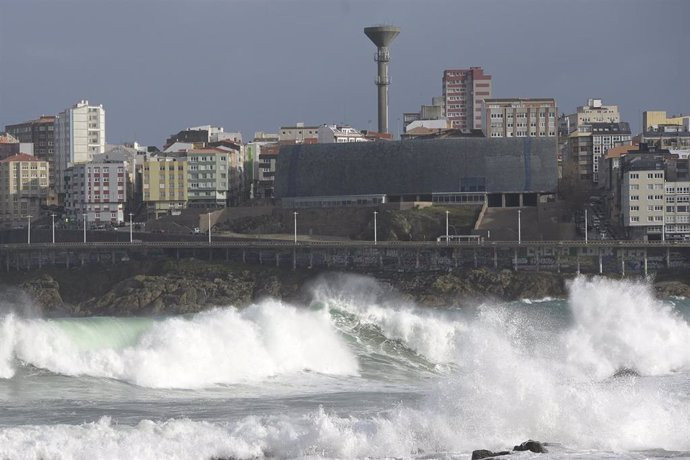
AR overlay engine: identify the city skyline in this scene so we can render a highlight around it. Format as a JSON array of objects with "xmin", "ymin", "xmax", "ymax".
[{"xmin": 1, "ymin": 0, "xmax": 689, "ymax": 146}]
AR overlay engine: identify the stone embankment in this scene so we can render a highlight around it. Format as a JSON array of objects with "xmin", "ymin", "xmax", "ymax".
[{"xmin": 3, "ymin": 260, "xmax": 690, "ymax": 316}]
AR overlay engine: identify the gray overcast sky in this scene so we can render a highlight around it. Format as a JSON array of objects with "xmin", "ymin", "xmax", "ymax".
[{"xmin": 1, "ymin": 0, "xmax": 688, "ymax": 146}]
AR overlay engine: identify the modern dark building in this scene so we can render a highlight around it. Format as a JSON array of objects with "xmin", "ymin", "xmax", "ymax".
[{"xmin": 274, "ymin": 137, "xmax": 558, "ymax": 208}]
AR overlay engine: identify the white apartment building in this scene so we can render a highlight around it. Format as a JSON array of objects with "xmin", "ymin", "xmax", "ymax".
[
  {"xmin": 54, "ymin": 100, "xmax": 105, "ymax": 195},
  {"xmin": 622, "ymin": 167, "xmax": 666, "ymax": 239},
  {"xmin": 64, "ymin": 161, "xmax": 126, "ymax": 226},
  {"xmin": 481, "ymin": 98, "xmax": 558, "ymax": 138},
  {"xmin": 317, "ymin": 125, "xmax": 369, "ymax": 143}
]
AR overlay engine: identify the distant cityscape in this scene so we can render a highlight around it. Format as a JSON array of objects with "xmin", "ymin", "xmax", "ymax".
[{"xmin": 1, "ymin": 25, "xmax": 689, "ymax": 242}]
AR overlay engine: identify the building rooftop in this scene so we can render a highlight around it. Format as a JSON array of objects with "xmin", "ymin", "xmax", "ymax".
[
  {"xmin": 0, "ymin": 133, "xmax": 19, "ymax": 144},
  {"xmin": 185, "ymin": 148, "xmax": 228, "ymax": 154},
  {"xmin": 0, "ymin": 153, "xmax": 41, "ymax": 163},
  {"xmin": 605, "ymin": 144, "xmax": 639, "ymax": 159},
  {"xmin": 484, "ymin": 98, "xmax": 556, "ymax": 103},
  {"xmin": 590, "ymin": 122, "xmax": 631, "ymax": 133}
]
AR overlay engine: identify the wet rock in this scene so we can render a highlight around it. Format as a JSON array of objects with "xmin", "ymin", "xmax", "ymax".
[
  {"xmin": 513, "ymin": 440, "xmax": 547, "ymax": 453},
  {"xmin": 20, "ymin": 274, "xmax": 63, "ymax": 309},
  {"xmin": 612, "ymin": 367, "xmax": 640, "ymax": 378},
  {"xmin": 654, "ymin": 281, "xmax": 690, "ymax": 298},
  {"xmin": 472, "ymin": 450, "xmax": 510, "ymax": 460}
]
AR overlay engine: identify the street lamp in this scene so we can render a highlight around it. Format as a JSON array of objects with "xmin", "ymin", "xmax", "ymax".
[
  {"xmin": 26, "ymin": 215, "xmax": 32, "ymax": 244},
  {"xmin": 585, "ymin": 208, "xmax": 588, "ymax": 244},
  {"xmin": 373, "ymin": 211, "xmax": 378, "ymax": 245},
  {"xmin": 129, "ymin": 213, "xmax": 134, "ymax": 243},
  {"xmin": 293, "ymin": 211, "xmax": 298, "ymax": 244},
  {"xmin": 517, "ymin": 209, "xmax": 522, "ymax": 244},
  {"xmin": 51, "ymin": 213, "xmax": 56, "ymax": 244},
  {"xmin": 445, "ymin": 210, "xmax": 450, "ymax": 245},
  {"xmin": 208, "ymin": 212, "xmax": 212, "ymax": 244},
  {"xmin": 83, "ymin": 213, "xmax": 87, "ymax": 243}
]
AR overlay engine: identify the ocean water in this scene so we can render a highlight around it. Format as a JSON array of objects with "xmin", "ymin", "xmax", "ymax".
[{"xmin": 0, "ymin": 275, "xmax": 689, "ymax": 459}]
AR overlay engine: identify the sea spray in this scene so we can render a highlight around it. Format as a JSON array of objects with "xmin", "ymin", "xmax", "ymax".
[{"xmin": 565, "ymin": 276, "xmax": 690, "ymax": 378}]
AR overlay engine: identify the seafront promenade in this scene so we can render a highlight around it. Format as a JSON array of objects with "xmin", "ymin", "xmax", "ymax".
[{"xmin": 2, "ymin": 239, "xmax": 690, "ymax": 276}]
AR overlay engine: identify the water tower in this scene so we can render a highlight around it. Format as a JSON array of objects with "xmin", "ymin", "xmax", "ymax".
[{"xmin": 364, "ymin": 25, "xmax": 400, "ymax": 134}]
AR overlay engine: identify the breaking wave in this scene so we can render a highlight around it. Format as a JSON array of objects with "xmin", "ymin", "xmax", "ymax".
[
  {"xmin": 1, "ymin": 275, "xmax": 689, "ymax": 456},
  {"xmin": 0, "ymin": 300, "xmax": 358, "ymax": 388}
]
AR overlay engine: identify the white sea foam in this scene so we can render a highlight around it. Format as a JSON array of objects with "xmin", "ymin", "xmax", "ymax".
[
  {"xmin": 313, "ymin": 274, "xmax": 690, "ymax": 453},
  {"xmin": 0, "ymin": 299, "xmax": 358, "ymax": 388}
]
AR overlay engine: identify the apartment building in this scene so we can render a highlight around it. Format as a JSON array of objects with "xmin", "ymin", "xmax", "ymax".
[
  {"xmin": 609, "ymin": 148, "xmax": 690, "ymax": 240},
  {"xmin": 278, "ymin": 123, "xmax": 319, "ymax": 143},
  {"xmin": 481, "ymin": 98, "xmax": 558, "ymax": 138},
  {"xmin": 621, "ymin": 157, "xmax": 666, "ymax": 239},
  {"xmin": 54, "ymin": 100, "xmax": 105, "ymax": 195},
  {"xmin": 0, "ymin": 154, "xmax": 50, "ymax": 227},
  {"xmin": 570, "ymin": 122, "xmax": 632, "ymax": 183},
  {"xmin": 403, "ymin": 97, "xmax": 446, "ymax": 133},
  {"xmin": 317, "ymin": 125, "xmax": 369, "ymax": 143},
  {"xmin": 64, "ymin": 161, "xmax": 127, "ymax": 226},
  {"xmin": 442, "ymin": 67, "xmax": 492, "ymax": 132},
  {"xmin": 140, "ymin": 157, "xmax": 188, "ymax": 219},
  {"xmin": 563, "ymin": 99, "xmax": 620, "ymax": 134},
  {"xmin": 164, "ymin": 125, "xmax": 241, "ymax": 150},
  {"xmin": 5, "ymin": 116, "xmax": 56, "ymax": 187},
  {"xmin": 257, "ymin": 143, "xmax": 280, "ymax": 198},
  {"xmin": 643, "ymin": 111, "xmax": 690, "ymax": 132},
  {"xmin": 183, "ymin": 148, "xmax": 230, "ymax": 207}
]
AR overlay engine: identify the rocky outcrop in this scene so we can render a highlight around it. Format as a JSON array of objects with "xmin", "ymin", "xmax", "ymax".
[
  {"xmin": 20, "ymin": 275, "xmax": 63, "ymax": 310},
  {"xmin": 654, "ymin": 280, "xmax": 690, "ymax": 298},
  {"xmin": 397, "ymin": 269, "xmax": 566, "ymax": 306},
  {"xmin": 513, "ymin": 440, "xmax": 547, "ymax": 453},
  {"xmin": 471, "ymin": 449, "xmax": 510, "ymax": 460},
  {"xmin": 11, "ymin": 261, "xmax": 690, "ymax": 316}
]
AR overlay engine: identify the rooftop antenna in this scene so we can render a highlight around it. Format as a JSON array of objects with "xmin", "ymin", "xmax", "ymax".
[{"xmin": 364, "ymin": 25, "xmax": 400, "ymax": 134}]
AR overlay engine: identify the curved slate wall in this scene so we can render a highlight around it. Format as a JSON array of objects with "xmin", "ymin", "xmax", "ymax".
[{"xmin": 274, "ymin": 137, "xmax": 557, "ymax": 198}]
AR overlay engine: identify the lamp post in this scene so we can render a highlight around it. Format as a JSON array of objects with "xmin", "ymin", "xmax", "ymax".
[
  {"xmin": 51, "ymin": 213, "xmax": 56, "ymax": 244},
  {"xmin": 373, "ymin": 211, "xmax": 378, "ymax": 245},
  {"xmin": 208, "ymin": 212, "xmax": 212, "ymax": 244},
  {"xmin": 129, "ymin": 213, "xmax": 134, "ymax": 243},
  {"xmin": 518, "ymin": 209, "xmax": 522, "ymax": 244},
  {"xmin": 585, "ymin": 208, "xmax": 588, "ymax": 244},
  {"xmin": 293, "ymin": 211, "xmax": 298, "ymax": 244},
  {"xmin": 27, "ymin": 215, "xmax": 32, "ymax": 244},
  {"xmin": 83, "ymin": 213, "xmax": 87, "ymax": 243},
  {"xmin": 445, "ymin": 210, "xmax": 449, "ymax": 245}
]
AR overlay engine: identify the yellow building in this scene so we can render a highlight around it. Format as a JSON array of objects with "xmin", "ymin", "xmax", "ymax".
[
  {"xmin": 141, "ymin": 157, "xmax": 188, "ymax": 218},
  {"xmin": 0, "ymin": 153, "xmax": 50, "ymax": 227},
  {"xmin": 643, "ymin": 111, "xmax": 690, "ymax": 131}
]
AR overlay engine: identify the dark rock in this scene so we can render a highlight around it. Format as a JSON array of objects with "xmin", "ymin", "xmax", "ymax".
[
  {"xmin": 472, "ymin": 450, "xmax": 511, "ymax": 460},
  {"xmin": 612, "ymin": 367, "xmax": 640, "ymax": 378},
  {"xmin": 20, "ymin": 275, "xmax": 63, "ymax": 309},
  {"xmin": 513, "ymin": 440, "xmax": 547, "ymax": 453},
  {"xmin": 654, "ymin": 280, "xmax": 690, "ymax": 298}
]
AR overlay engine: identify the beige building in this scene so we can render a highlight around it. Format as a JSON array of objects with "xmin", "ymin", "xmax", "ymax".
[
  {"xmin": 481, "ymin": 98, "xmax": 558, "ymax": 138},
  {"xmin": 566, "ymin": 99, "xmax": 620, "ymax": 132},
  {"xmin": 140, "ymin": 157, "xmax": 188, "ymax": 218},
  {"xmin": 643, "ymin": 111, "xmax": 690, "ymax": 131},
  {"xmin": 0, "ymin": 153, "xmax": 50, "ymax": 227}
]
